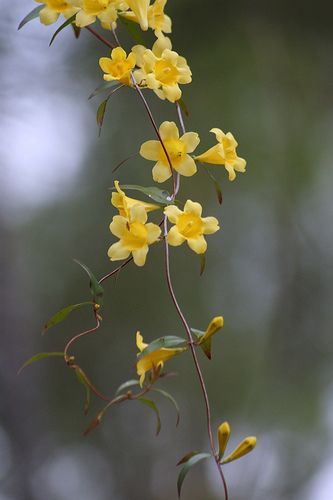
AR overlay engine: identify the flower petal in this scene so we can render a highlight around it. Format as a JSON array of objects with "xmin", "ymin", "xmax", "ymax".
[
  {"xmin": 132, "ymin": 245, "xmax": 149, "ymax": 266},
  {"xmin": 152, "ymin": 160, "xmax": 172, "ymax": 183},
  {"xmin": 184, "ymin": 200, "xmax": 202, "ymax": 216},
  {"xmin": 187, "ymin": 235, "xmax": 207, "ymax": 254},
  {"xmin": 146, "ymin": 223, "xmax": 162, "ymax": 244},
  {"xmin": 140, "ymin": 140, "xmax": 160, "ymax": 160},
  {"xmin": 109, "ymin": 215, "xmax": 128, "ymax": 238},
  {"xmin": 210, "ymin": 128, "xmax": 224, "ymax": 143},
  {"xmin": 167, "ymin": 226, "xmax": 186, "ymax": 246},
  {"xmin": 164, "ymin": 205, "xmax": 182, "ymax": 223},
  {"xmin": 136, "ymin": 330, "xmax": 148, "ymax": 352},
  {"xmin": 159, "ymin": 121, "xmax": 179, "ymax": 141},
  {"xmin": 108, "ymin": 241, "xmax": 131, "ymax": 261},
  {"xmin": 162, "ymin": 84, "xmax": 181, "ymax": 103},
  {"xmin": 181, "ymin": 132, "xmax": 200, "ymax": 154},
  {"xmin": 130, "ymin": 204, "xmax": 148, "ymax": 224},
  {"xmin": 174, "ymin": 155, "xmax": 197, "ymax": 177},
  {"xmin": 111, "ymin": 46, "xmax": 127, "ymax": 61},
  {"xmin": 202, "ymin": 216, "xmax": 220, "ymax": 235},
  {"xmin": 39, "ymin": 7, "xmax": 59, "ymax": 25}
]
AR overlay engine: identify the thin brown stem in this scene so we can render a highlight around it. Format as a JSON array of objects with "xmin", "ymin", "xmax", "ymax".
[
  {"xmin": 64, "ymin": 316, "xmax": 100, "ymax": 360},
  {"xmin": 85, "ymin": 26, "xmax": 115, "ymax": 49},
  {"xmin": 98, "ymin": 256, "xmax": 133, "ymax": 285},
  {"xmin": 163, "ymin": 217, "xmax": 228, "ymax": 500}
]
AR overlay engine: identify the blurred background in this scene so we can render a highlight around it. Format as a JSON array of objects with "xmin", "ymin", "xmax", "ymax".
[{"xmin": 1, "ymin": 1, "xmax": 332, "ymax": 499}]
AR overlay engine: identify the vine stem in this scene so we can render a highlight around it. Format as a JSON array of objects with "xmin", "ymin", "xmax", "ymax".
[
  {"xmin": 163, "ymin": 217, "xmax": 228, "ymax": 499},
  {"xmin": 85, "ymin": 25, "xmax": 228, "ymax": 499}
]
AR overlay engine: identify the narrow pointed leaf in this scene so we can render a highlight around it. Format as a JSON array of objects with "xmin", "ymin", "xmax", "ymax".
[
  {"xmin": 177, "ymin": 453, "xmax": 211, "ymax": 497},
  {"xmin": 190, "ymin": 328, "xmax": 204, "ymax": 341},
  {"xmin": 43, "ymin": 302, "xmax": 93, "ymax": 334},
  {"xmin": 84, "ymin": 394, "xmax": 128, "ymax": 435},
  {"xmin": 200, "ymin": 338, "xmax": 212, "ymax": 360},
  {"xmin": 205, "ymin": 167, "xmax": 223, "ymax": 204},
  {"xmin": 117, "ymin": 185, "xmax": 172, "ymax": 204},
  {"xmin": 138, "ymin": 336, "xmax": 187, "ymax": 359},
  {"xmin": 96, "ymin": 99, "xmax": 108, "ymax": 136},
  {"xmin": 138, "ymin": 398, "xmax": 161, "ymax": 435},
  {"xmin": 18, "ymin": 6, "xmax": 43, "ymax": 30},
  {"xmin": 18, "ymin": 352, "xmax": 63, "ymax": 374},
  {"xmin": 88, "ymin": 81, "xmax": 120, "ymax": 100},
  {"xmin": 118, "ymin": 15, "xmax": 144, "ymax": 44},
  {"xmin": 177, "ymin": 98, "xmax": 189, "ymax": 117},
  {"xmin": 152, "ymin": 388, "xmax": 180, "ymax": 426},
  {"xmin": 176, "ymin": 451, "xmax": 199, "ymax": 466},
  {"xmin": 73, "ymin": 259, "xmax": 104, "ymax": 306},
  {"xmin": 112, "ymin": 153, "xmax": 138, "ymax": 173},
  {"xmin": 49, "ymin": 14, "xmax": 76, "ymax": 46},
  {"xmin": 115, "ymin": 379, "xmax": 140, "ymax": 396},
  {"xmin": 75, "ymin": 367, "xmax": 91, "ymax": 415}
]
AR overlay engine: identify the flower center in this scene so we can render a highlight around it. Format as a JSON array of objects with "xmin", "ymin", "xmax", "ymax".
[
  {"xmin": 159, "ymin": 139, "xmax": 186, "ymax": 166},
  {"xmin": 177, "ymin": 213, "xmax": 203, "ymax": 238},
  {"xmin": 110, "ymin": 60, "xmax": 132, "ymax": 79},
  {"xmin": 123, "ymin": 222, "xmax": 148, "ymax": 250},
  {"xmin": 154, "ymin": 60, "xmax": 179, "ymax": 85},
  {"xmin": 83, "ymin": 0, "xmax": 109, "ymax": 14},
  {"xmin": 47, "ymin": 0, "xmax": 70, "ymax": 11}
]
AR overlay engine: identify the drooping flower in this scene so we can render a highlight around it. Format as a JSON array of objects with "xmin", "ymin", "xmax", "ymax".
[
  {"xmin": 111, "ymin": 181, "xmax": 160, "ymax": 217},
  {"xmin": 195, "ymin": 128, "xmax": 246, "ymax": 181},
  {"xmin": 218, "ymin": 422, "xmax": 231, "ymax": 459},
  {"xmin": 99, "ymin": 47, "xmax": 136, "ymax": 86},
  {"xmin": 125, "ymin": 0, "xmax": 150, "ymax": 30},
  {"xmin": 140, "ymin": 121, "xmax": 199, "ymax": 183},
  {"xmin": 199, "ymin": 316, "xmax": 224, "ymax": 345},
  {"xmin": 164, "ymin": 200, "xmax": 219, "ymax": 254},
  {"xmin": 108, "ymin": 204, "xmax": 161, "ymax": 266},
  {"xmin": 35, "ymin": 0, "xmax": 79, "ymax": 25},
  {"xmin": 71, "ymin": 0, "xmax": 118, "ymax": 28},
  {"xmin": 222, "ymin": 436, "xmax": 257, "ymax": 464},
  {"xmin": 121, "ymin": 0, "xmax": 171, "ymax": 35},
  {"xmin": 136, "ymin": 331, "xmax": 187, "ymax": 386},
  {"xmin": 133, "ymin": 35, "xmax": 191, "ymax": 102}
]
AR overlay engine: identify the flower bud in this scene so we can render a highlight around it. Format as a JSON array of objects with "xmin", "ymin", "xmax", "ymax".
[
  {"xmin": 222, "ymin": 436, "xmax": 257, "ymax": 464},
  {"xmin": 218, "ymin": 421, "xmax": 230, "ymax": 459}
]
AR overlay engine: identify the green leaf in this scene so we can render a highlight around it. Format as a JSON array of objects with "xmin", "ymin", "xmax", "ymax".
[
  {"xmin": 75, "ymin": 367, "xmax": 91, "ymax": 415},
  {"xmin": 118, "ymin": 15, "xmax": 144, "ymax": 44},
  {"xmin": 43, "ymin": 302, "xmax": 93, "ymax": 334},
  {"xmin": 18, "ymin": 352, "xmax": 63, "ymax": 374},
  {"xmin": 177, "ymin": 98, "xmax": 189, "ymax": 117},
  {"xmin": 18, "ymin": 5, "xmax": 43, "ymax": 30},
  {"xmin": 138, "ymin": 398, "xmax": 161, "ymax": 435},
  {"xmin": 199, "ymin": 253, "xmax": 206, "ymax": 276},
  {"xmin": 115, "ymin": 379, "xmax": 140, "ymax": 396},
  {"xmin": 177, "ymin": 453, "xmax": 211, "ymax": 497},
  {"xmin": 84, "ymin": 394, "xmax": 127, "ymax": 435},
  {"xmin": 138, "ymin": 336, "xmax": 187, "ymax": 359},
  {"xmin": 118, "ymin": 185, "xmax": 173, "ymax": 204},
  {"xmin": 152, "ymin": 388, "xmax": 180, "ymax": 426},
  {"xmin": 49, "ymin": 14, "xmax": 76, "ymax": 46},
  {"xmin": 96, "ymin": 99, "xmax": 108, "ymax": 137},
  {"xmin": 199, "ymin": 338, "xmax": 213, "ymax": 360},
  {"xmin": 190, "ymin": 328, "xmax": 204, "ymax": 341},
  {"xmin": 73, "ymin": 259, "xmax": 104, "ymax": 306},
  {"xmin": 72, "ymin": 24, "xmax": 81, "ymax": 39},
  {"xmin": 176, "ymin": 451, "xmax": 199, "ymax": 466},
  {"xmin": 205, "ymin": 167, "xmax": 223, "ymax": 204},
  {"xmin": 88, "ymin": 81, "xmax": 119, "ymax": 100}
]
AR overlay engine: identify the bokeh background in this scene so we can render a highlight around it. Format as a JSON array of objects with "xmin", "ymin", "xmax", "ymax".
[{"xmin": 1, "ymin": 1, "xmax": 333, "ymax": 499}]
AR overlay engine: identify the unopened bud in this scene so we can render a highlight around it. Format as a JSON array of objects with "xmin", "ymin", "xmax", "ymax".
[
  {"xmin": 218, "ymin": 421, "xmax": 231, "ymax": 459},
  {"xmin": 222, "ymin": 436, "xmax": 257, "ymax": 464}
]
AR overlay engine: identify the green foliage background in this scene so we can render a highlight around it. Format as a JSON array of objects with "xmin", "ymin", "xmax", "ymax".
[{"xmin": 1, "ymin": 1, "xmax": 332, "ymax": 498}]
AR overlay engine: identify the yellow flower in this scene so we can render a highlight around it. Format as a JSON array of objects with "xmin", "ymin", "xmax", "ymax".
[
  {"xmin": 218, "ymin": 422, "xmax": 231, "ymax": 459},
  {"xmin": 222, "ymin": 436, "xmax": 257, "ymax": 464},
  {"xmin": 140, "ymin": 121, "xmax": 199, "ymax": 183},
  {"xmin": 99, "ymin": 47, "xmax": 136, "ymax": 86},
  {"xmin": 199, "ymin": 316, "xmax": 224, "ymax": 345},
  {"xmin": 35, "ymin": 0, "xmax": 79, "ymax": 25},
  {"xmin": 164, "ymin": 200, "xmax": 219, "ymax": 254},
  {"xmin": 125, "ymin": 0, "xmax": 150, "ymax": 30},
  {"xmin": 111, "ymin": 181, "xmax": 160, "ymax": 217},
  {"xmin": 136, "ymin": 331, "xmax": 187, "ymax": 386},
  {"xmin": 72, "ymin": 0, "xmax": 118, "ymax": 28},
  {"xmin": 133, "ymin": 36, "xmax": 191, "ymax": 102},
  {"xmin": 121, "ymin": 0, "xmax": 171, "ymax": 35},
  {"xmin": 195, "ymin": 128, "xmax": 246, "ymax": 181},
  {"xmin": 108, "ymin": 204, "xmax": 161, "ymax": 266}
]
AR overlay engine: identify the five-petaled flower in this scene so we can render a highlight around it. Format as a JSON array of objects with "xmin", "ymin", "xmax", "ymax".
[
  {"xmin": 133, "ymin": 35, "xmax": 192, "ymax": 102},
  {"xmin": 35, "ymin": 0, "xmax": 79, "ymax": 25},
  {"xmin": 99, "ymin": 47, "xmax": 136, "ymax": 86},
  {"xmin": 195, "ymin": 128, "xmax": 247, "ymax": 181},
  {"xmin": 136, "ymin": 331, "xmax": 187, "ymax": 386},
  {"xmin": 164, "ymin": 200, "xmax": 219, "ymax": 254},
  {"xmin": 140, "ymin": 121, "xmax": 199, "ymax": 183},
  {"xmin": 108, "ymin": 204, "xmax": 161, "ymax": 266},
  {"xmin": 111, "ymin": 181, "xmax": 160, "ymax": 218},
  {"xmin": 71, "ymin": 0, "xmax": 119, "ymax": 29}
]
